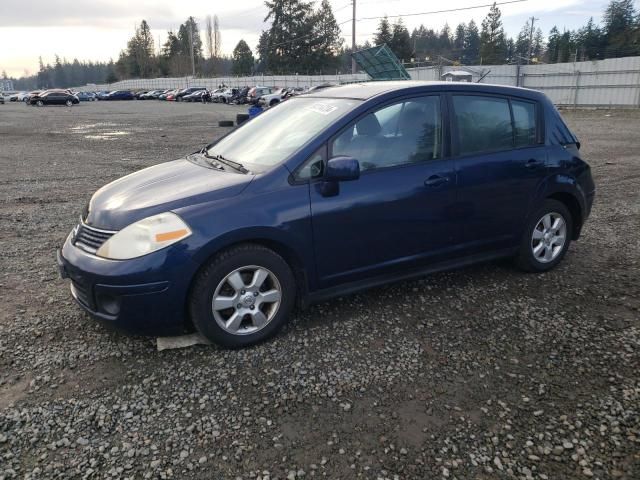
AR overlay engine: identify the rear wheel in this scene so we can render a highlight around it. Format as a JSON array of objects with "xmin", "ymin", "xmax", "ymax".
[
  {"xmin": 516, "ymin": 199, "xmax": 572, "ymax": 272},
  {"xmin": 36, "ymin": 100, "xmax": 44, "ymax": 107},
  {"xmin": 189, "ymin": 244, "xmax": 296, "ymax": 348}
]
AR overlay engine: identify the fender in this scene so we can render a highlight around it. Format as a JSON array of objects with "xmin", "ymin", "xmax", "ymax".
[{"xmin": 528, "ymin": 173, "xmax": 589, "ymax": 238}]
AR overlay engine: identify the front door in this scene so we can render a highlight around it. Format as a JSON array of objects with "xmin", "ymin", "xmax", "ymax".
[{"xmin": 309, "ymin": 95, "xmax": 459, "ymax": 288}]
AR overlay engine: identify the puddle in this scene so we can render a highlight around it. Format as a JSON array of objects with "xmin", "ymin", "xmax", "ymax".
[
  {"xmin": 84, "ymin": 131, "xmax": 130, "ymax": 140},
  {"xmin": 70, "ymin": 122, "xmax": 118, "ymax": 132}
]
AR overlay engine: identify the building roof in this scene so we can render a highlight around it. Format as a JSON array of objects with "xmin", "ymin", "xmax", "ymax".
[{"xmin": 442, "ymin": 70, "xmax": 474, "ymax": 77}]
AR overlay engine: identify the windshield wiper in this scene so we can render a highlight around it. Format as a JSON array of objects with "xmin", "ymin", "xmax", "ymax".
[{"xmin": 201, "ymin": 149, "xmax": 250, "ymax": 174}]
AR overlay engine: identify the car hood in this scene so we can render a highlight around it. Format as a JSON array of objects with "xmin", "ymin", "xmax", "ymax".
[{"xmin": 86, "ymin": 158, "xmax": 254, "ymax": 230}]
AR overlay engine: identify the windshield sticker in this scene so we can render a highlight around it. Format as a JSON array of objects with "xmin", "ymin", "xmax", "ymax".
[{"xmin": 306, "ymin": 103, "xmax": 338, "ymax": 115}]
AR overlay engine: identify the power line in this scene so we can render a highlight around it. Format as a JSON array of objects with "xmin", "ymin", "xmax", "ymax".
[{"xmin": 347, "ymin": 0, "xmax": 527, "ymax": 22}]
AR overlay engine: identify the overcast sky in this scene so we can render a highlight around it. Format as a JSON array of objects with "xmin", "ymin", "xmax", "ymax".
[{"xmin": 0, "ymin": 0, "xmax": 608, "ymax": 77}]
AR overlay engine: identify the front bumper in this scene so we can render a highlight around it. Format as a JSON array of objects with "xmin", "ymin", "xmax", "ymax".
[{"xmin": 57, "ymin": 236, "xmax": 200, "ymax": 335}]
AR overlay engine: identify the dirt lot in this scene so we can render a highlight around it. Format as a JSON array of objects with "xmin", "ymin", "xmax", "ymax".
[{"xmin": 0, "ymin": 100, "xmax": 638, "ymax": 480}]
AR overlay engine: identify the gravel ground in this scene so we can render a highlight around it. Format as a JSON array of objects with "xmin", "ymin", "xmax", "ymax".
[{"xmin": 0, "ymin": 101, "xmax": 638, "ymax": 480}]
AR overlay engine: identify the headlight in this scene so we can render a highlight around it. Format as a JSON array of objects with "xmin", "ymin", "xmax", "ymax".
[{"xmin": 96, "ymin": 212, "xmax": 192, "ymax": 260}]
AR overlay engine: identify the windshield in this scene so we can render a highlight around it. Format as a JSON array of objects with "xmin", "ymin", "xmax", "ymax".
[{"xmin": 207, "ymin": 97, "xmax": 360, "ymax": 172}]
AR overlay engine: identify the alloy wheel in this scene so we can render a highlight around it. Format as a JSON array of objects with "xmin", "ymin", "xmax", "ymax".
[
  {"xmin": 211, "ymin": 265, "xmax": 282, "ymax": 335},
  {"xmin": 531, "ymin": 212, "xmax": 567, "ymax": 263}
]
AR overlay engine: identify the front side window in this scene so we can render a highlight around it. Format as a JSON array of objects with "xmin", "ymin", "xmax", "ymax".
[
  {"xmin": 296, "ymin": 148, "xmax": 325, "ymax": 180},
  {"xmin": 331, "ymin": 96, "xmax": 442, "ymax": 171},
  {"xmin": 452, "ymin": 95, "xmax": 513, "ymax": 156}
]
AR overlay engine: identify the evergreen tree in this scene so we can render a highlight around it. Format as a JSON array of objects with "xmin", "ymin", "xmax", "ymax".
[
  {"xmin": 558, "ymin": 30, "xmax": 575, "ymax": 62},
  {"xmin": 479, "ymin": 3, "xmax": 506, "ymax": 64},
  {"xmin": 262, "ymin": 0, "xmax": 314, "ymax": 73},
  {"xmin": 603, "ymin": 0, "xmax": 639, "ymax": 56},
  {"xmin": 374, "ymin": 16, "xmax": 393, "ymax": 46},
  {"xmin": 577, "ymin": 18, "xmax": 605, "ymax": 60},
  {"xmin": 390, "ymin": 19, "xmax": 412, "ymax": 61},
  {"xmin": 232, "ymin": 40, "xmax": 255, "ymax": 75},
  {"xmin": 310, "ymin": 0, "xmax": 343, "ymax": 71},
  {"xmin": 515, "ymin": 20, "xmax": 532, "ymax": 62},
  {"xmin": 439, "ymin": 23, "xmax": 452, "ymax": 58},
  {"xmin": 546, "ymin": 26, "xmax": 561, "ymax": 62},
  {"xmin": 453, "ymin": 23, "xmax": 466, "ymax": 61},
  {"xmin": 463, "ymin": 20, "xmax": 481, "ymax": 64}
]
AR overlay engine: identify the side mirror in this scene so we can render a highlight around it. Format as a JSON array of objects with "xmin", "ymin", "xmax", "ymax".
[{"xmin": 326, "ymin": 156, "xmax": 360, "ymax": 182}]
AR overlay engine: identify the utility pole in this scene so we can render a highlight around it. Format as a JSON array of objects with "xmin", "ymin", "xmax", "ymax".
[
  {"xmin": 526, "ymin": 16, "xmax": 538, "ymax": 64},
  {"xmin": 351, "ymin": 0, "xmax": 357, "ymax": 74},
  {"xmin": 188, "ymin": 20, "xmax": 196, "ymax": 77}
]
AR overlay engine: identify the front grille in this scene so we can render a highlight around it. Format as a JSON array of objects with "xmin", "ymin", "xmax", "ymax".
[
  {"xmin": 74, "ymin": 222, "xmax": 116, "ymax": 254},
  {"xmin": 71, "ymin": 280, "xmax": 94, "ymax": 309}
]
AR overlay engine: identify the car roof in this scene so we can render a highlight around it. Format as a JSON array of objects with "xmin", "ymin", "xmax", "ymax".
[{"xmin": 304, "ymin": 81, "xmax": 544, "ymax": 101}]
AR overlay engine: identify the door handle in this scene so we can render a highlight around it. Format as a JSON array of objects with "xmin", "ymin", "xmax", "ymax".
[
  {"xmin": 525, "ymin": 158, "xmax": 543, "ymax": 169},
  {"xmin": 424, "ymin": 174, "xmax": 449, "ymax": 187}
]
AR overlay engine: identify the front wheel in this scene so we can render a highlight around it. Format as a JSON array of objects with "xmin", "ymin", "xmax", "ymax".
[
  {"xmin": 515, "ymin": 199, "xmax": 572, "ymax": 272},
  {"xmin": 189, "ymin": 244, "xmax": 296, "ymax": 348},
  {"xmin": 65, "ymin": 100, "xmax": 73, "ymax": 107},
  {"xmin": 36, "ymin": 100, "xmax": 44, "ymax": 107}
]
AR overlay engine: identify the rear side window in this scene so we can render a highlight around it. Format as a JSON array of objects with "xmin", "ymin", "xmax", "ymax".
[
  {"xmin": 453, "ymin": 95, "xmax": 512, "ymax": 155},
  {"xmin": 512, "ymin": 100, "xmax": 537, "ymax": 147}
]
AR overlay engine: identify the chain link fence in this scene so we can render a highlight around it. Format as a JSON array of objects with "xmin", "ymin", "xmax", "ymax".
[{"xmin": 75, "ymin": 56, "xmax": 640, "ymax": 108}]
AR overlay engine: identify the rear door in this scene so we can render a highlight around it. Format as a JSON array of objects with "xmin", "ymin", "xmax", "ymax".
[{"xmin": 450, "ymin": 94, "xmax": 546, "ymax": 253}]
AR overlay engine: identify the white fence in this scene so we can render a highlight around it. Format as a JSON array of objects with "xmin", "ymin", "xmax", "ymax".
[
  {"xmin": 76, "ymin": 56, "xmax": 640, "ymax": 108},
  {"xmin": 413, "ymin": 56, "xmax": 640, "ymax": 107}
]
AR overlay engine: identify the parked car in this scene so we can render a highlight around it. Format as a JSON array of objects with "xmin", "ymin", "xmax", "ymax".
[
  {"xmin": 104, "ymin": 90, "xmax": 135, "ymax": 100},
  {"xmin": 306, "ymin": 83, "xmax": 336, "ymax": 93},
  {"xmin": 152, "ymin": 90, "xmax": 171, "ymax": 99},
  {"xmin": 247, "ymin": 86, "xmax": 273, "ymax": 104},
  {"xmin": 212, "ymin": 88, "xmax": 238, "ymax": 103},
  {"xmin": 0, "ymin": 94, "xmax": 4, "ymax": 105},
  {"xmin": 29, "ymin": 91, "xmax": 79, "ymax": 106},
  {"xmin": 139, "ymin": 90, "xmax": 162, "ymax": 100},
  {"xmin": 57, "ymin": 81, "xmax": 595, "ymax": 348},
  {"xmin": 75, "ymin": 91, "xmax": 97, "ymax": 102},
  {"xmin": 231, "ymin": 87, "xmax": 250, "ymax": 104},
  {"xmin": 175, "ymin": 87, "xmax": 206, "ymax": 102},
  {"xmin": 258, "ymin": 88, "xmax": 288, "ymax": 107},
  {"xmin": 183, "ymin": 90, "xmax": 210, "ymax": 102},
  {"xmin": 134, "ymin": 90, "xmax": 148, "ymax": 99},
  {"xmin": 9, "ymin": 91, "xmax": 29, "ymax": 102},
  {"xmin": 96, "ymin": 91, "xmax": 112, "ymax": 100},
  {"xmin": 160, "ymin": 89, "xmax": 178, "ymax": 100}
]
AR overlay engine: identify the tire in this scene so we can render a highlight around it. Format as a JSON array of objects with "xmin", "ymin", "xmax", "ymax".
[
  {"xmin": 515, "ymin": 199, "xmax": 573, "ymax": 272},
  {"xmin": 269, "ymin": 99, "xmax": 279, "ymax": 107},
  {"xmin": 236, "ymin": 113, "xmax": 250, "ymax": 125},
  {"xmin": 218, "ymin": 120, "xmax": 234, "ymax": 127},
  {"xmin": 189, "ymin": 244, "xmax": 296, "ymax": 348},
  {"xmin": 36, "ymin": 100, "xmax": 44, "ymax": 107},
  {"xmin": 65, "ymin": 100, "xmax": 73, "ymax": 107}
]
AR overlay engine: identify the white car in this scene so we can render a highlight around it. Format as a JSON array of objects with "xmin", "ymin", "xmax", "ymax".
[
  {"xmin": 209, "ymin": 88, "xmax": 226, "ymax": 102},
  {"xmin": 258, "ymin": 88, "xmax": 288, "ymax": 107},
  {"xmin": 212, "ymin": 88, "xmax": 239, "ymax": 103}
]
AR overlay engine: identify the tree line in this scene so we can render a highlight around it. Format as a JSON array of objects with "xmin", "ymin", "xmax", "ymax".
[
  {"xmin": 6, "ymin": 0, "xmax": 640, "ymax": 89},
  {"xmin": 382, "ymin": 0, "xmax": 640, "ymax": 66}
]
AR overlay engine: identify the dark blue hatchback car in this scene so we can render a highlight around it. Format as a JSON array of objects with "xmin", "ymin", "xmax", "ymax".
[{"xmin": 57, "ymin": 81, "xmax": 595, "ymax": 347}]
